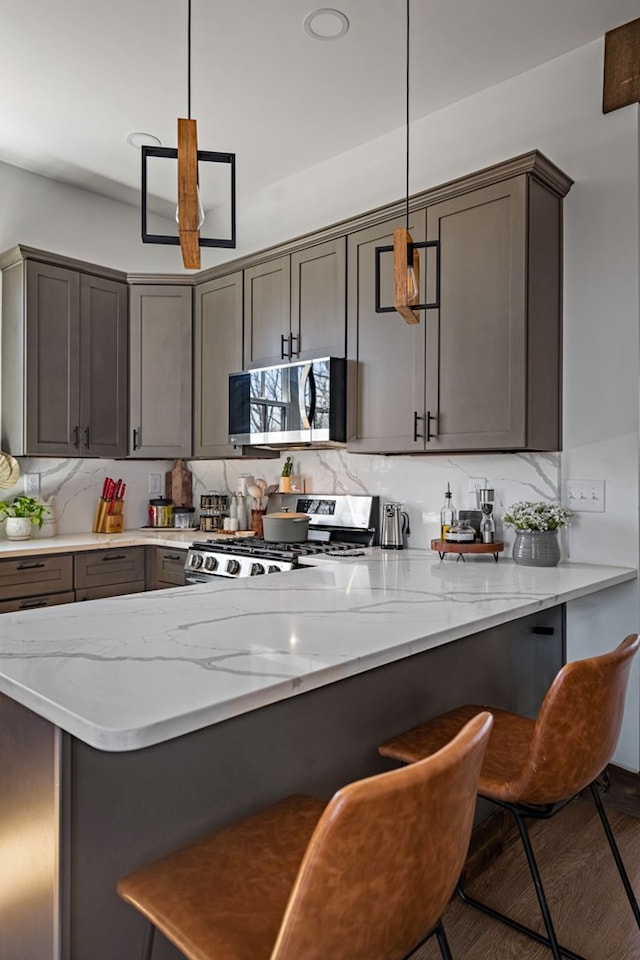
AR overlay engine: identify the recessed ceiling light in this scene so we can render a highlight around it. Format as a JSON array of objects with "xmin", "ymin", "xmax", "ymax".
[
  {"xmin": 126, "ymin": 131, "xmax": 162, "ymax": 149},
  {"xmin": 303, "ymin": 8, "xmax": 350, "ymax": 41}
]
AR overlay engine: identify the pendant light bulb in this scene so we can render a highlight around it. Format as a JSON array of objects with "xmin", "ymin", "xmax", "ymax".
[
  {"xmin": 407, "ymin": 263, "xmax": 418, "ymax": 301},
  {"xmin": 176, "ymin": 187, "xmax": 206, "ymax": 230}
]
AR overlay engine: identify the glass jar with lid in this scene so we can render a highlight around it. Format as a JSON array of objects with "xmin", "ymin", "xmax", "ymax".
[{"xmin": 445, "ymin": 519, "xmax": 475, "ymax": 543}]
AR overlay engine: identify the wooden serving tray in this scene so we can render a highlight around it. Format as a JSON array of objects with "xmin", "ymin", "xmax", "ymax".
[{"xmin": 431, "ymin": 539, "xmax": 504, "ymax": 562}]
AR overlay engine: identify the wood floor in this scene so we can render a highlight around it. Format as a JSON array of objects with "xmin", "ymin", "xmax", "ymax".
[{"xmin": 411, "ymin": 797, "xmax": 640, "ymax": 960}]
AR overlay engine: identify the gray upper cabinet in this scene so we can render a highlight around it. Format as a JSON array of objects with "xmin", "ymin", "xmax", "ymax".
[
  {"xmin": 129, "ymin": 285, "xmax": 193, "ymax": 458},
  {"xmin": 79, "ymin": 275, "xmax": 128, "ymax": 457},
  {"xmin": 346, "ymin": 214, "xmax": 428, "ymax": 454},
  {"xmin": 347, "ymin": 163, "xmax": 568, "ymax": 454},
  {"xmin": 243, "ymin": 238, "xmax": 346, "ymax": 368},
  {"xmin": 243, "ymin": 255, "xmax": 290, "ymax": 368},
  {"xmin": 0, "ymin": 252, "xmax": 128, "ymax": 457},
  {"xmin": 422, "ymin": 176, "xmax": 562, "ymax": 452},
  {"xmin": 193, "ymin": 272, "xmax": 243, "ymax": 458}
]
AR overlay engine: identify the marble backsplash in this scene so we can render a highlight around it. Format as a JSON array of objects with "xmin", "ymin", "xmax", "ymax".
[{"xmin": 8, "ymin": 449, "xmax": 561, "ymax": 554}]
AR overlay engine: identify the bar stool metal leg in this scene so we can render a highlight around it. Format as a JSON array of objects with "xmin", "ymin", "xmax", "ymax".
[
  {"xmin": 434, "ymin": 919, "xmax": 454, "ymax": 960},
  {"xmin": 456, "ymin": 808, "xmax": 587, "ymax": 960},
  {"xmin": 141, "ymin": 920, "xmax": 155, "ymax": 960},
  {"xmin": 590, "ymin": 781, "xmax": 640, "ymax": 928}
]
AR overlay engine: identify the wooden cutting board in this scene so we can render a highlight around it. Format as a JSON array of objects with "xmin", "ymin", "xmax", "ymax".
[{"xmin": 165, "ymin": 459, "xmax": 193, "ymax": 507}]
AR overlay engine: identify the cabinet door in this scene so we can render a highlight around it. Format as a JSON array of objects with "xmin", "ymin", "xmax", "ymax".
[
  {"xmin": 290, "ymin": 238, "xmax": 346, "ymax": 360},
  {"xmin": 346, "ymin": 214, "xmax": 427, "ymax": 454},
  {"xmin": 243, "ymin": 255, "xmax": 290, "ymax": 368},
  {"xmin": 79, "ymin": 275, "xmax": 128, "ymax": 457},
  {"xmin": 25, "ymin": 261, "xmax": 81, "ymax": 455},
  {"xmin": 424, "ymin": 178, "xmax": 527, "ymax": 451},
  {"xmin": 129, "ymin": 285, "xmax": 193, "ymax": 458},
  {"xmin": 193, "ymin": 273, "xmax": 243, "ymax": 458}
]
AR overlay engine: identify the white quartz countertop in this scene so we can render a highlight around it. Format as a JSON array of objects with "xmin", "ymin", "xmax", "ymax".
[
  {"xmin": 0, "ymin": 528, "xmax": 239, "ymax": 557},
  {"xmin": 0, "ymin": 549, "xmax": 634, "ymax": 752}
]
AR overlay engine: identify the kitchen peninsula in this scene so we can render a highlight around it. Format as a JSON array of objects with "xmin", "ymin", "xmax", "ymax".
[{"xmin": 0, "ymin": 551, "xmax": 635, "ymax": 960}]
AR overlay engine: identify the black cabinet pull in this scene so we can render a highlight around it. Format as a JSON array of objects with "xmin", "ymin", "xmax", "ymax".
[
  {"xmin": 73, "ymin": 425, "xmax": 80, "ymax": 448},
  {"xmin": 426, "ymin": 411, "xmax": 437, "ymax": 442},
  {"xmin": 17, "ymin": 561, "xmax": 45, "ymax": 570},
  {"xmin": 84, "ymin": 426, "xmax": 91, "ymax": 449},
  {"xmin": 413, "ymin": 411, "xmax": 423, "ymax": 441},
  {"xmin": 164, "ymin": 553, "xmax": 183, "ymax": 561},
  {"xmin": 289, "ymin": 333, "xmax": 299, "ymax": 357},
  {"xmin": 532, "ymin": 626, "xmax": 555, "ymax": 635},
  {"xmin": 19, "ymin": 599, "xmax": 47, "ymax": 609},
  {"xmin": 280, "ymin": 334, "xmax": 288, "ymax": 360},
  {"xmin": 133, "ymin": 428, "xmax": 140, "ymax": 451},
  {"xmin": 102, "ymin": 554, "xmax": 126, "ymax": 562}
]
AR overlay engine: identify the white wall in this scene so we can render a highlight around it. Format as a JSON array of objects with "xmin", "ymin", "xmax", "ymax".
[{"xmin": 3, "ymin": 40, "xmax": 639, "ymax": 765}]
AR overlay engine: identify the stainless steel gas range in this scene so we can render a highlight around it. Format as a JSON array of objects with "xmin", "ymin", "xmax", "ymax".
[{"xmin": 185, "ymin": 494, "xmax": 379, "ymax": 582}]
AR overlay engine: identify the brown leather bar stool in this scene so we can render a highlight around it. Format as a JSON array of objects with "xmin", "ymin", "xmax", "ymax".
[
  {"xmin": 378, "ymin": 633, "xmax": 640, "ymax": 960},
  {"xmin": 118, "ymin": 711, "xmax": 492, "ymax": 960}
]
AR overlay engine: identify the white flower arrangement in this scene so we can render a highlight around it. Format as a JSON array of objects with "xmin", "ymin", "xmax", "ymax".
[{"xmin": 503, "ymin": 500, "xmax": 573, "ymax": 532}]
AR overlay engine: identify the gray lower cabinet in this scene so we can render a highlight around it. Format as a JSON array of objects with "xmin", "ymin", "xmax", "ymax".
[
  {"xmin": 243, "ymin": 238, "xmax": 346, "ymax": 368},
  {"xmin": 0, "ymin": 250, "xmax": 128, "ymax": 457},
  {"xmin": 74, "ymin": 547, "xmax": 145, "ymax": 600},
  {"xmin": 347, "ymin": 167, "xmax": 567, "ymax": 454},
  {"xmin": 0, "ymin": 554, "xmax": 74, "ymax": 611},
  {"xmin": 129, "ymin": 284, "xmax": 193, "ymax": 458},
  {"xmin": 147, "ymin": 546, "xmax": 187, "ymax": 589},
  {"xmin": 193, "ymin": 272, "xmax": 243, "ymax": 458}
]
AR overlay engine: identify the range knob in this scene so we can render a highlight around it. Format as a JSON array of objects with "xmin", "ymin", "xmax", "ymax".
[
  {"xmin": 226, "ymin": 559, "xmax": 241, "ymax": 576},
  {"xmin": 204, "ymin": 555, "xmax": 218, "ymax": 572},
  {"xmin": 190, "ymin": 553, "xmax": 203, "ymax": 569},
  {"xmin": 250, "ymin": 562, "xmax": 265, "ymax": 576},
  {"xmin": 267, "ymin": 564, "xmax": 281, "ymax": 574}
]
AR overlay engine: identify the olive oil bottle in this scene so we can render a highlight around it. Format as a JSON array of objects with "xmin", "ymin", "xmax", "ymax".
[{"xmin": 439, "ymin": 483, "xmax": 456, "ymax": 540}]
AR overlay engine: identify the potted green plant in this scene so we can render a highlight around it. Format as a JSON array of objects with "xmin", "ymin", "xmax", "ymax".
[
  {"xmin": 279, "ymin": 455, "xmax": 294, "ymax": 493},
  {"xmin": 503, "ymin": 500, "xmax": 573, "ymax": 567},
  {"xmin": 0, "ymin": 495, "xmax": 50, "ymax": 541}
]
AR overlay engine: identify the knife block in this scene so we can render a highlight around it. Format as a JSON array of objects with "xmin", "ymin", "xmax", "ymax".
[{"xmin": 93, "ymin": 498, "xmax": 124, "ymax": 534}]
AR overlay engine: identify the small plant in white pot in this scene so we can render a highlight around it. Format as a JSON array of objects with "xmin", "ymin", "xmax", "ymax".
[{"xmin": 0, "ymin": 496, "xmax": 50, "ymax": 541}]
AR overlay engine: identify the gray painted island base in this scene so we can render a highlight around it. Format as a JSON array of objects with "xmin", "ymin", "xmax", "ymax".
[{"xmin": 0, "ymin": 606, "xmax": 562, "ymax": 960}]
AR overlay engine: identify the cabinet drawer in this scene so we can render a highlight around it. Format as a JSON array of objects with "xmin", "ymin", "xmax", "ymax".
[
  {"xmin": 0, "ymin": 590, "xmax": 76, "ymax": 613},
  {"xmin": 155, "ymin": 548, "xmax": 187, "ymax": 587},
  {"xmin": 75, "ymin": 580, "xmax": 146, "ymax": 602},
  {"xmin": 0, "ymin": 554, "xmax": 73, "ymax": 601},
  {"xmin": 74, "ymin": 547, "xmax": 145, "ymax": 589}
]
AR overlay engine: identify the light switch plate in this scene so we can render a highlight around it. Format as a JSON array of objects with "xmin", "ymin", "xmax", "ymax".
[
  {"xmin": 563, "ymin": 479, "xmax": 605, "ymax": 513},
  {"xmin": 148, "ymin": 473, "xmax": 162, "ymax": 496}
]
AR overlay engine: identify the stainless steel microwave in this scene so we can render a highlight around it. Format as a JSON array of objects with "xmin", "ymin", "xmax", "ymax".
[{"xmin": 228, "ymin": 357, "xmax": 346, "ymax": 447}]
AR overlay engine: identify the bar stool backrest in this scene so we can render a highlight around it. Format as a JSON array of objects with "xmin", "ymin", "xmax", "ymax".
[
  {"xmin": 515, "ymin": 633, "xmax": 639, "ymax": 806},
  {"xmin": 269, "ymin": 711, "xmax": 493, "ymax": 960}
]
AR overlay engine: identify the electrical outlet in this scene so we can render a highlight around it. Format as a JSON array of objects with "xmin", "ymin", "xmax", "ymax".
[
  {"xmin": 563, "ymin": 479, "xmax": 605, "ymax": 513},
  {"xmin": 466, "ymin": 476, "xmax": 487, "ymax": 507},
  {"xmin": 467, "ymin": 477, "xmax": 487, "ymax": 495},
  {"xmin": 148, "ymin": 473, "xmax": 162, "ymax": 496},
  {"xmin": 24, "ymin": 473, "xmax": 40, "ymax": 496}
]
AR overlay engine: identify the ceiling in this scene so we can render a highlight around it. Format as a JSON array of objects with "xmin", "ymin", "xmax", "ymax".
[{"xmin": 0, "ymin": 0, "xmax": 637, "ymax": 215}]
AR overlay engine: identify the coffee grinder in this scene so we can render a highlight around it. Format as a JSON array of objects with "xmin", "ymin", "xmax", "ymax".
[{"xmin": 479, "ymin": 488, "xmax": 496, "ymax": 543}]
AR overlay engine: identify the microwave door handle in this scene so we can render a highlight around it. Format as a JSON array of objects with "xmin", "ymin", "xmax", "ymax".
[{"xmin": 299, "ymin": 363, "xmax": 316, "ymax": 429}]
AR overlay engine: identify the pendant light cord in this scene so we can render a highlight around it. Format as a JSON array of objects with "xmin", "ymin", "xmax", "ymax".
[
  {"xmin": 405, "ymin": 0, "xmax": 410, "ymax": 230},
  {"xmin": 187, "ymin": 0, "xmax": 192, "ymax": 119}
]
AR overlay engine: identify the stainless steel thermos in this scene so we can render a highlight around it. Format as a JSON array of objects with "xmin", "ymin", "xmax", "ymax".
[{"xmin": 381, "ymin": 502, "xmax": 410, "ymax": 549}]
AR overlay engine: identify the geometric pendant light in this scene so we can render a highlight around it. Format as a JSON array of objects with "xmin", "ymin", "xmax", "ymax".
[
  {"xmin": 141, "ymin": 0, "xmax": 236, "ymax": 269},
  {"xmin": 374, "ymin": 0, "xmax": 439, "ymax": 322}
]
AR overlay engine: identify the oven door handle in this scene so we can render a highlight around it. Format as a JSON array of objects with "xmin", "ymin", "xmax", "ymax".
[{"xmin": 299, "ymin": 363, "xmax": 316, "ymax": 431}]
